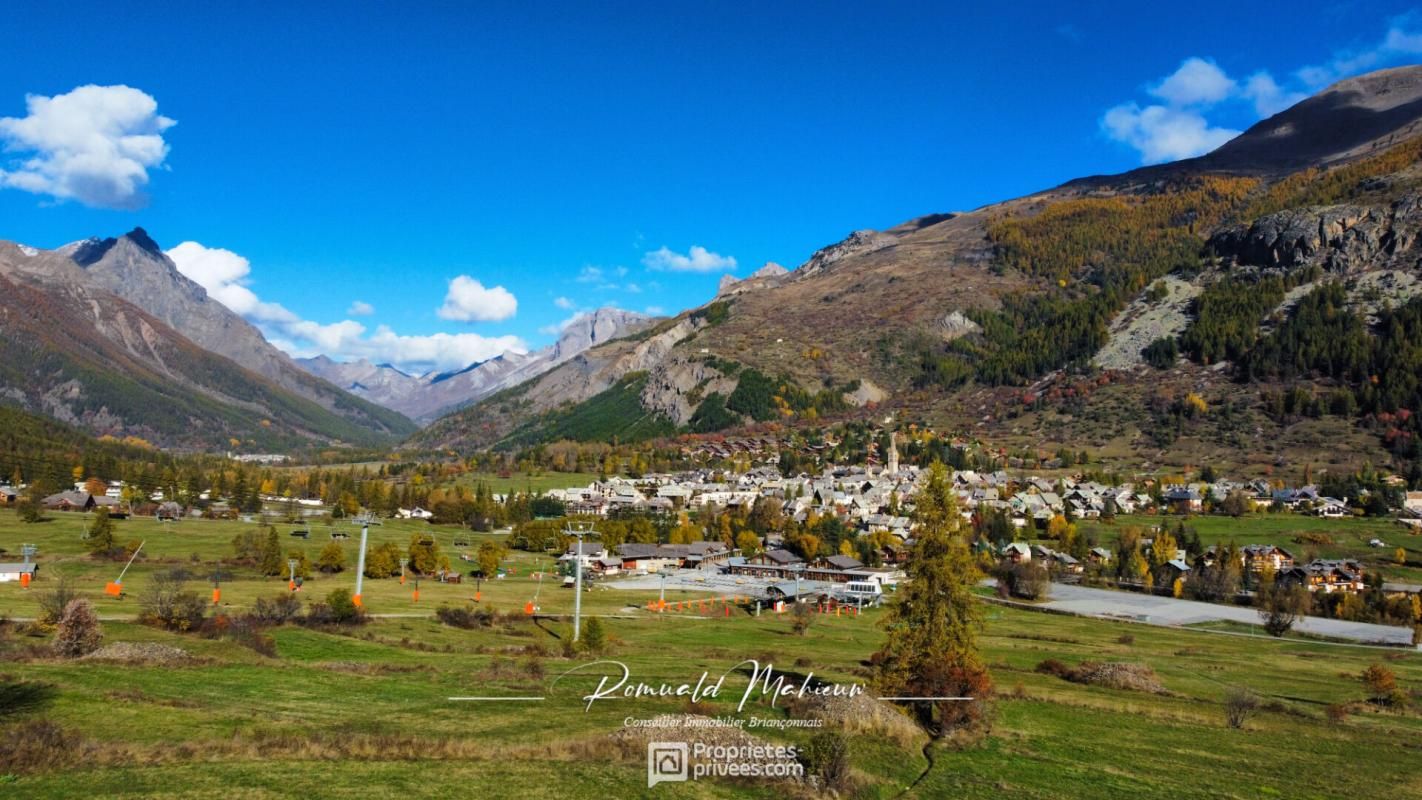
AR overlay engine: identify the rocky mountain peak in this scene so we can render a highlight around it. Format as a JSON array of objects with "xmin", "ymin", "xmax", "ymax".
[
  {"xmin": 123, "ymin": 227, "xmax": 163, "ymax": 255},
  {"xmin": 796, "ymin": 229, "xmax": 894, "ymax": 276}
]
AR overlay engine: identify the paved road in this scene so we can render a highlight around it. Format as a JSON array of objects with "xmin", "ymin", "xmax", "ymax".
[{"xmin": 1039, "ymin": 583, "xmax": 1415, "ymax": 646}]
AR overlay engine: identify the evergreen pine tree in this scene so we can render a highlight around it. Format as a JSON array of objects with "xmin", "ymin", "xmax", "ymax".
[{"xmin": 873, "ymin": 462, "xmax": 991, "ymax": 735}]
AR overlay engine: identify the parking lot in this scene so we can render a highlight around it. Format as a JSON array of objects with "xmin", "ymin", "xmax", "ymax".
[
  {"xmin": 1040, "ymin": 583, "xmax": 1416, "ymax": 646},
  {"xmin": 607, "ymin": 568, "xmax": 778, "ymax": 597}
]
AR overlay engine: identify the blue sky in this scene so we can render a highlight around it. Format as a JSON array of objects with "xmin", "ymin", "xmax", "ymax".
[{"xmin": 3, "ymin": 1, "xmax": 1421, "ymax": 372}]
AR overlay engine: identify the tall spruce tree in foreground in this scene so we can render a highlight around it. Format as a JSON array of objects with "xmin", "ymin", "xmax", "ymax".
[{"xmin": 874, "ymin": 462, "xmax": 991, "ymax": 736}]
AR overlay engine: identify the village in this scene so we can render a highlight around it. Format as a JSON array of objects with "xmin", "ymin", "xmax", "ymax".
[{"xmin": 8, "ymin": 433, "xmax": 1420, "ymax": 634}]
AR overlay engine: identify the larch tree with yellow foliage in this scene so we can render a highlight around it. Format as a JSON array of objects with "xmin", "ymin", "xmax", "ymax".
[{"xmin": 873, "ymin": 462, "xmax": 991, "ymax": 736}]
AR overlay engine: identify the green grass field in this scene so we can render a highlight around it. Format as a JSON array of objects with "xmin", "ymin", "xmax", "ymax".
[
  {"xmin": 2, "ymin": 509, "xmax": 1421, "ymax": 798},
  {"xmin": 1072, "ymin": 513, "xmax": 1422, "ymax": 583}
]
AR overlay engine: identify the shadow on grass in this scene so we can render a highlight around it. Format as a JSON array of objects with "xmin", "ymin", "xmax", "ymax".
[{"xmin": 0, "ymin": 680, "xmax": 56, "ymax": 717}]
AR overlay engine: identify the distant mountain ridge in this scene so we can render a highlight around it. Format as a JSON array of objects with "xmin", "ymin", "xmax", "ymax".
[
  {"xmin": 409, "ymin": 64, "xmax": 1422, "ymax": 476},
  {"xmin": 0, "ymin": 236, "xmax": 414, "ymax": 449},
  {"xmin": 297, "ymin": 307, "xmax": 653, "ymax": 422}
]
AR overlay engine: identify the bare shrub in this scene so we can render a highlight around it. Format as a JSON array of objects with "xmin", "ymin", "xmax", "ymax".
[
  {"xmin": 138, "ymin": 571, "xmax": 207, "ymax": 632},
  {"xmin": 1223, "ymin": 687, "xmax": 1259, "ymax": 729},
  {"xmin": 1037, "ymin": 659, "xmax": 1166, "ymax": 694},
  {"xmin": 35, "ymin": 579, "xmax": 78, "ymax": 627},
  {"xmin": 995, "ymin": 560, "xmax": 1051, "ymax": 600},
  {"xmin": 1069, "ymin": 662, "xmax": 1166, "ymax": 694},
  {"xmin": 80, "ymin": 642, "xmax": 194, "ymax": 666},
  {"xmin": 787, "ymin": 693, "xmax": 923, "ymax": 750},
  {"xmin": 250, "ymin": 593, "xmax": 303, "ymax": 624},
  {"xmin": 1034, "ymin": 658, "xmax": 1074, "ymax": 679},
  {"xmin": 0, "ymin": 719, "xmax": 93, "ymax": 774},
  {"xmin": 790, "ymin": 602, "xmax": 814, "ymax": 636},
  {"xmin": 52, "ymin": 599, "xmax": 102, "ymax": 658},
  {"xmin": 1325, "ymin": 703, "xmax": 1351, "ymax": 723},
  {"xmin": 436, "ymin": 604, "xmax": 495, "ymax": 629}
]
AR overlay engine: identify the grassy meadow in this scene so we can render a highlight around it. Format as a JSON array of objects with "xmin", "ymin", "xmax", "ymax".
[
  {"xmin": 0, "ymin": 508, "xmax": 1420, "ymax": 798},
  {"xmin": 1073, "ymin": 513, "xmax": 1422, "ymax": 584}
]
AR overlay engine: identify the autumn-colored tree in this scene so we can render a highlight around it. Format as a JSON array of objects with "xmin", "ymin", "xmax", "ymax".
[
  {"xmin": 407, "ymin": 533, "xmax": 445, "ymax": 575},
  {"xmin": 873, "ymin": 462, "xmax": 990, "ymax": 736},
  {"xmin": 1361, "ymin": 664, "xmax": 1397, "ymax": 701},
  {"xmin": 364, "ymin": 542, "xmax": 403, "ymax": 578},
  {"xmin": 629, "ymin": 517, "xmax": 659, "ymax": 544},
  {"xmin": 1394, "ymin": 547, "xmax": 1408, "ymax": 566},
  {"xmin": 735, "ymin": 530, "xmax": 762, "ymax": 558},
  {"xmin": 1045, "ymin": 514, "xmax": 1070, "ymax": 541},
  {"xmin": 53, "ymin": 598, "xmax": 102, "ymax": 657},
  {"xmin": 316, "ymin": 540, "xmax": 347, "ymax": 573},
  {"xmin": 83, "ymin": 477, "xmax": 107, "ymax": 497},
  {"xmin": 476, "ymin": 540, "xmax": 506, "ymax": 578}
]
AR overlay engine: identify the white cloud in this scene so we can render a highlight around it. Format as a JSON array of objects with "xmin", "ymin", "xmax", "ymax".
[
  {"xmin": 1149, "ymin": 58, "xmax": 1237, "ymax": 106},
  {"xmin": 1103, "ymin": 18, "xmax": 1422, "ymax": 165},
  {"xmin": 1298, "ymin": 16, "xmax": 1422, "ymax": 88},
  {"xmin": 346, "ymin": 300, "xmax": 375, "ymax": 316},
  {"xmin": 642, "ymin": 245, "xmax": 737, "ymax": 273},
  {"xmin": 436, "ymin": 275, "xmax": 518, "ymax": 322},
  {"xmin": 575, "ymin": 265, "xmax": 604, "ymax": 283},
  {"xmin": 553, "ymin": 296, "xmax": 576, "ymax": 310},
  {"xmin": 167, "ymin": 241, "xmax": 524, "ymax": 372},
  {"xmin": 1240, "ymin": 72, "xmax": 1308, "ymax": 117},
  {"xmin": 0, "ymin": 84, "xmax": 175, "ymax": 209},
  {"xmin": 355, "ymin": 326, "xmax": 525, "ymax": 371},
  {"xmin": 1102, "ymin": 103, "xmax": 1240, "ymax": 164}
]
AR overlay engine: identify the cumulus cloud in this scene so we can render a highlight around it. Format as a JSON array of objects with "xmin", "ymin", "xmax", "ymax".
[
  {"xmin": 1240, "ymin": 72, "xmax": 1308, "ymax": 117},
  {"xmin": 0, "ymin": 84, "xmax": 175, "ymax": 209},
  {"xmin": 1104, "ymin": 18, "xmax": 1422, "ymax": 165},
  {"xmin": 167, "ymin": 241, "xmax": 524, "ymax": 372},
  {"xmin": 346, "ymin": 300, "xmax": 375, "ymax": 316},
  {"xmin": 436, "ymin": 275, "xmax": 518, "ymax": 322},
  {"xmin": 553, "ymin": 296, "xmax": 575, "ymax": 310},
  {"xmin": 642, "ymin": 245, "xmax": 737, "ymax": 273},
  {"xmin": 1101, "ymin": 103, "xmax": 1239, "ymax": 164},
  {"xmin": 1149, "ymin": 58, "xmax": 1237, "ymax": 106}
]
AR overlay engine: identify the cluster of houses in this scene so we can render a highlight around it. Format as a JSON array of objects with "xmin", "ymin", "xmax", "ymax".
[
  {"xmin": 1002, "ymin": 537, "xmax": 1371, "ymax": 595},
  {"xmin": 542, "ymin": 461, "xmax": 919, "ymax": 540},
  {"xmin": 557, "ymin": 538, "xmax": 901, "ymax": 603}
]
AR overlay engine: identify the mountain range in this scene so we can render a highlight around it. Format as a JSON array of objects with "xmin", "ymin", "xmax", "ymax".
[
  {"xmin": 295, "ymin": 307, "xmax": 652, "ymax": 422},
  {"xmin": 0, "ymin": 231, "xmax": 415, "ymax": 450},
  {"xmin": 5, "ymin": 65, "xmax": 1422, "ymax": 474},
  {"xmin": 410, "ymin": 65, "xmax": 1422, "ymax": 477}
]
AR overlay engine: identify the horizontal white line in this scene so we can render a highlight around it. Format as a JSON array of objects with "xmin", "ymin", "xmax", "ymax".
[
  {"xmin": 447, "ymin": 697, "xmax": 546, "ymax": 701},
  {"xmin": 876, "ymin": 696, "xmax": 975, "ymax": 701}
]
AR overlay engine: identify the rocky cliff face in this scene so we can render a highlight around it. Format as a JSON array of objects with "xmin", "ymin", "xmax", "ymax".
[
  {"xmin": 51, "ymin": 229, "xmax": 414, "ymax": 438},
  {"xmin": 795, "ymin": 229, "xmax": 895, "ymax": 276},
  {"xmin": 1208, "ymin": 195, "xmax": 1422, "ymax": 274}
]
